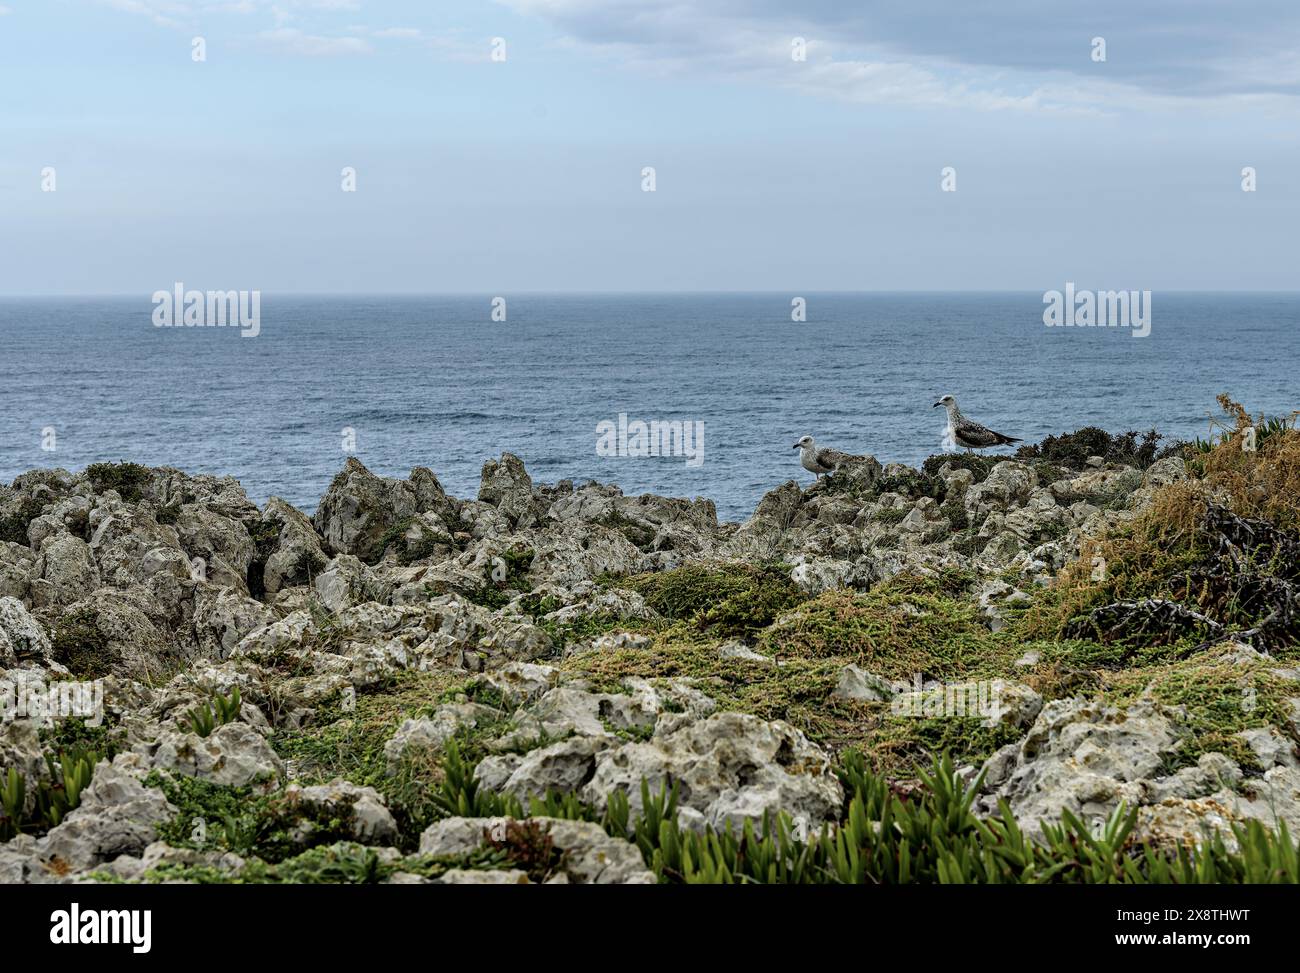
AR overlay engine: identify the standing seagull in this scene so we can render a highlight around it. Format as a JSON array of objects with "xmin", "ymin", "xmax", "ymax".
[
  {"xmin": 933, "ymin": 395, "xmax": 1022, "ymax": 452},
  {"xmin": 793, "ymin": 435, "xmax": 859, "ymax": 482}
]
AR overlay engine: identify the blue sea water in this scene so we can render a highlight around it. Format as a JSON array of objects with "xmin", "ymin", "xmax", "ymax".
[{"xmin": 0, "ymin": 293, "xmax": 1295, "ymax": 523}]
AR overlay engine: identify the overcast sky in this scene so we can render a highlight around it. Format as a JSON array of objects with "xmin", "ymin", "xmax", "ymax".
[{"xmin": 2, "ymin": 0, "xmax": 1298, "ymax": 293}]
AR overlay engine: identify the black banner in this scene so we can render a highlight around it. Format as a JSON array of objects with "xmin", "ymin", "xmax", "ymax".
[{"xmin": 0, "ymin": 882, "xmax": 1278, "ymax": 960}]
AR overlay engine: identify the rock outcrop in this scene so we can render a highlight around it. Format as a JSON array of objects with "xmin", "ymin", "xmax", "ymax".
[{"xmin": 0, "ymin": 446, "xmax": 1292, "ymax": 884}]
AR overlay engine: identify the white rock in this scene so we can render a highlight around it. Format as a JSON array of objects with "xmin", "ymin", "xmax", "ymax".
[
  {"xmin": 1236, "ymin": 727, "xmax": 1299, "ymax": 769},
  {"xmin": 284, "ymin": 778, "xmax": 398, "ymax": 844},
  {"xmin": 581, "ymin": 712, "xmax": 843, "ymax": 832},
  {"xmin": 149, "ymin": 721, "xmax": 283, "ymax": 786},
  {"xmin": 419, "ymin": 816, "xmax": 654, "ymax": 884},
  {"xmin": 830, "ymin": 664, "xmax": 894, "ymax": 702}
]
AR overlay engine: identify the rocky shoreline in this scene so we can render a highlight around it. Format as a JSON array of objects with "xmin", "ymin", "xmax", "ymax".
[{"xmin": 2, "ymin": 420, "xmax": 1298, "ymax": 883}]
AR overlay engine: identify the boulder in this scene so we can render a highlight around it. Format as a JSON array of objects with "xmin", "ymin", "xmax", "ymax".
[
  {"xmin": 581, "ymin": 712, "xmax": 843, "ymax": 832},
  {"xmin": 259, "ymin": 498, "xmax": 329, "ymax": 596},
  {"xmin": 30, "ymin": 534, "xmax": 99, "ymax": 609},
  {"xmin": 39, "ymin": 759, "xmax": 176, "ymax": 871},
  {"xmin": 478, "ymin": 453, "xmax": 543, "ymax": 529},
  {"xmin": 283, "ymin": 778, "xmax": 399, "ymax": 845},
  {"xmin": 383, "ymin": 703, "xmax": 502, "ymax": 774},
  {"xmin": 48, "ymin": 590, "xmax": 172, "ymax": 681},
  {"xmin": 419, "ymin": 816, "xmax": 655, "ymax": 884},
  {"xmin": 192, "ymin": 586, "xmax": 275, "ymax": 660},
  {"xmin": 830, "ymin": 664, "xmax": 894, "ymax": 702},
  {"xmin": 979, "ymin": 698, "xmax": 1191, "ymax": 836},
  {"xmin": 313, "ymin": 459, "xmax": 426, "ymax": 563},
  {"xmin": 0, "ymin": 596, "xmax": 52, "ymax": 667},
  {"xmin": 149, "ymin": 721, "xmax": 284, "ymax": 786}
]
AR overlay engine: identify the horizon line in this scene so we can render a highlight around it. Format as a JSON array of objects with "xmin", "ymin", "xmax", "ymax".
[{"xmin": 3, "ymin": 288, "xmax": 1300, "ymax": 300}]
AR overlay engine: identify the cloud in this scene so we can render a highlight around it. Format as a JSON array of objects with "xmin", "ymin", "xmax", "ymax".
[
  {"xmin": 256, "ymin": 26, "xmax": 371, "ymax": 55},
  {"xmin": 497, "ymin": 0, "xmax": 1300, "ymax": 111},
  {"xmin": 342, "ymin": 23, "xmax": 487, "ymax": 60},
  {"xmin": 93, "ymin": 1, "xmax": 483, "ymax": 60},
  {"xmin": 96, "ymin": 0, "xmax": 185, "ymax": 28},
  {"xmin": 94, "ymin": 0, "xmax": 359, "ymax": 29},
  {"xmin": 370, "ymin": 27, "xmax": 423, "ymax": 39}
]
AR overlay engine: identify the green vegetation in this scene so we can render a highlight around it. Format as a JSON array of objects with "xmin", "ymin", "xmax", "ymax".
[
  {"xmin": 871, "ymin": 468, "xmax": 944, "ymax": 501},
  {"xmin": 593, "ymin": 510, "xmax": 657, "ymax": 550},
  {"xmin": 622, "ymin": 563, "xmax": 805, "ymax": 639},
  {"xmin": 245, "ymin": 518, "xmax": 283, "ymax": 599},
  {"xmin": 872, "ymin": 508, "xmax": 909, "ymax": 526},
  {"xmin": 147, "ymin": 772, "xmax": 357, "ymax": 864},
  {"xmin": 559, "ymin": 631, "xmax": 856, "ymax": 749},
  {"xmin": 922, "ymin": 453, "xmax": 998, "ymax": 482},
  {"xmin": 1104, "ymin": 653, "xmax": 1297, "ymax": 771},
  {"xmin": 863, "ymin": 717, "xmax": 1025, "ymax": 774},
  {"xmin": 15, "ymin": 397, "xmax": 1300, "ymax": 886},
  {"xmin": 139, "ymin": 840, "xmax": 517, "ymax": 884},
  {"xmin": 464, "ymin": 547, "xmax": 537, "ymax": 609},
  {"xmin": 422, "ymin": 752, "xmax": 1300, "ymax": 884},
  {"xmin": 269, "ymin": 669, "xmax": 514, "ymax": 848},
  {"xmin": 512, "ymin": 593, "xmax": 637, "ymax": 651},
  {"xmin": 49, "ymin": 608, "xmax": 113, "ymax": 679},
  {"xmin": 84, "ymin": 462, "xmax": 152, "ymax": 502},
  {"xmin": 1020, "ymin": 399, "xmax": 1300, "ymax": 654},
  {"xmin": 107, "ymin": 750, "xmax": 1300, "ymax": 884},
  {"xmin": 39, "ymin": 716, "xmax": 123, "ymax": 761},
  {"xmin": 758, "ymin": 573, "xmax": 1011, "ymax": 679},
  {"xmin": 0, "ymin": 746, "xmax": 100, "ymax": 841},
  {"xmin": 1191, "ymin": 400, "xmax": 1298, "ymax": 459},
  {"xmin": 0, "ymin": 770, "xmax": 21, "ymax": 841},
  {"xmin": 0, "ymin": 495, "xmax": 47, "ymax": 546},
  {"xmin": 949, "ymin": 529, "xmax": 983, "ymax": 556},
  {"xmin": 185, "ymin": 686, "xmax": 243, "ymax": 738},
  {"xmin": 377, "ymin": 517, "xmax": 448, "ymax": 566},
  {"xmin": 1014, "ymin": 427, "xmax": 1177, "ymax": 471}
]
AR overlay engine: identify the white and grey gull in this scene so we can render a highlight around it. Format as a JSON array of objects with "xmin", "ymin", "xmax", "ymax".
[
  {"xmin": 793, "ymin": 435, "xmax": 861, "ymax": 481},
  {"xmin": 933, "ymin": 394, "xmax": 1022, "ymax": 452}
]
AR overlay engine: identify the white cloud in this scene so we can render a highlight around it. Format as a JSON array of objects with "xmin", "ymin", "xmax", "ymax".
[
  {"xmin": 97, "ymin": 0, "xmax": 183, "ymax": 28},
  {"xmin": 344, "ymin": 24, "xmax": 490, "ymax": 61},
  {"xmin": 257, "ymin": 26, "xmax": 371, "ymax": 55},
  {"xmin": 95, "ymin": 0, "xmax": 359, "ymax": 28},
  {"xmin": 92, "ymin": 1, "xmax": 480, "ymax": 60}
]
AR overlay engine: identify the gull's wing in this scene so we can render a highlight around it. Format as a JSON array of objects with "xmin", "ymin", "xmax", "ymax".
[
  {"xmin": 955, "ymin": 416, "xmax": 1021, "ymax": 446},
  {"xmin": 815, "ymin": 447, "xmax": 860, "ymax": 468}
]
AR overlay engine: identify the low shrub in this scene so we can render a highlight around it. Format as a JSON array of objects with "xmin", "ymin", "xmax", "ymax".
[
  {"xmin": 1015, "ymin": 427, "xmax": 1175, "ymax": 471},
  {"xmin": 623, "ymin": 563, "xmax": 805, "ymax": 639},
  {"xmin": 84, "ymin": 462, "xmax": 152, "ymax": 502}
]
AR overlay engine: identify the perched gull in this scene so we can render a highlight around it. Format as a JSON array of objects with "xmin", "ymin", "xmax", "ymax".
[
  {"xmin": 933, "ymin": 395, "xmax": 1022, "ymax": 452},
  {"xmin": 793, "ymin": 435, "xmax": 859, "ymax": 481}
]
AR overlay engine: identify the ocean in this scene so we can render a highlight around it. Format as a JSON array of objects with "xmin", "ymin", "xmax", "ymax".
[{"xmin": 1, "ymin": 293, "xmax": 1295, "ymax": 523}]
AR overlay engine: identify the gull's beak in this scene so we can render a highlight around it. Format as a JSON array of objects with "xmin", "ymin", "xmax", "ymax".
[
  {"xmin": 791, "ymin": 442, "xmax": 801, "ymax": 449},
  {"xmin": 932, "ymin": 401, "xmax": 943, "ymax": 408}
]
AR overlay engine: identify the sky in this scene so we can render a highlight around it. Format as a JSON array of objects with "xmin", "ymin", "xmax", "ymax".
[{"xmin": 1, "ymin": 0, "xmax": 1298, "ymax": 294}]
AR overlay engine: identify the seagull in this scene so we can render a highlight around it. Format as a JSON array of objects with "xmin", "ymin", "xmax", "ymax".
[
  {"xmin": 793, "ymin": 435, "xmax": 860, "ymax": 481},
  {"xmin": 933, "ymin": 395, "xmax": 1022, "ymax": 452}
]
